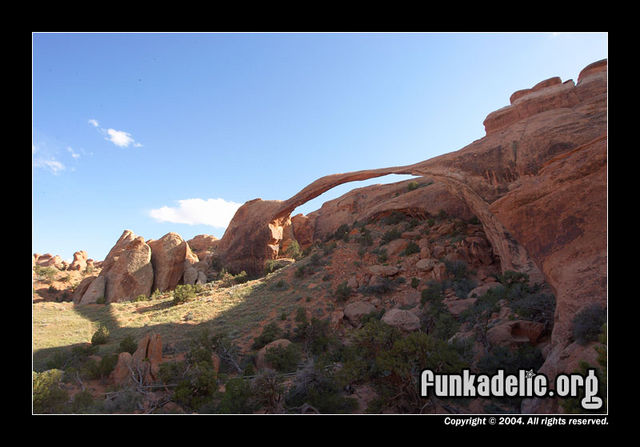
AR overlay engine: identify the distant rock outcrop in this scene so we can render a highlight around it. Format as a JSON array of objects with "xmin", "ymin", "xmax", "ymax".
[{"xmin": 68, "ymin": 251, "xmax": 88, "ymax": 271}]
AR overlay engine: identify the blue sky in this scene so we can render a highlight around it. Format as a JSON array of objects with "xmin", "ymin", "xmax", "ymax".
[{"xmin": 32, "ymin": 32, "xmax": 607, "ymax": 262}]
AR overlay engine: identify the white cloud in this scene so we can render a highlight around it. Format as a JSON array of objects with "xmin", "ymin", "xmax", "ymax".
[
  {"xmin": 89, "ymin": 119, "xmax": 142, "ymax": 148},
  {"xmin": 34, "ymin": 157, "xmax": 65, "ymax": 174},
  {"xmin": 149, "ymin": 198, "xmax": 242, "ymax": 228},
  {"xmin": 106, "ymin": 128, "xmax": 135, "ymax": 147},
  {"xmin": 67, "ymin": 146, "xmax": 80, "ymax": 159}
]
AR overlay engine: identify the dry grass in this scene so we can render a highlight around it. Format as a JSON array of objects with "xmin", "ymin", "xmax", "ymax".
[{"xmin": 32, "ymin": 267, "xmax": 306, "ymax": 371}]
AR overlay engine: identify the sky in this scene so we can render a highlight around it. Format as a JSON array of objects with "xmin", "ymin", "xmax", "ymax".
[{"xmin": 32, "ymin": 32, "xmax": 608, "ymax": 262}]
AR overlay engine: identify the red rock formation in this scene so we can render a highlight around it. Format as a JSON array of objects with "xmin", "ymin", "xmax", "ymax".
[
  {"xmin": 85, "ymin": 230, "xmax": 154, "ymax": 303},
  {"xmin": 68, "ymin": 250, "xmax": 88, "ymax": 271},
  {"xmin": 148, "ymin": 232, "xmax": 198, "ymax": 293},
  {"xmin": 214, "ymin": 60, "xmax": 606, "ymax": 414}
]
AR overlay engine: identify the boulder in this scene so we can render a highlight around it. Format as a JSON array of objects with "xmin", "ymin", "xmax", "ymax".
[
  {"xmin": 444, "ymin": 297, "xmax": 477, "ymax": 316},
  {"xmin": 148, "ymin": 232, "xmax": 198, "ymax": 293},
  {"xmin": 486, "ymin": 320, "xmax": 545, "ymax": 347},
  {"xmin": 367, "ymin": 265, "xmax": 399, "ymax": 277},
  {"xmin": 79, "ymin": 275, "xmax": 105, "ymax": 304},
  {"xmin": 381, "ymin": 308, "xmax": 421, "ymax": 331},
  {"xmin": 343, "ymin": 301, "xmax": 376, "ymax": 327},
  {"xmin": 467, "ymin": 282, "xmax": 502, "ymax": 299},
  {"xmin": 384, "ymin": 239, "xmax": 408, "ymax": 257},
  {"xmin": 112, "ymin": 333, "xmax": 163, "ymax": 386},
  {"xmin": 72, "ymin": 275, "xmax": 96, "ymax": 304},
  {"xmin": 100, "ymin": 231, "xmax": 154, "ymax": 303}
]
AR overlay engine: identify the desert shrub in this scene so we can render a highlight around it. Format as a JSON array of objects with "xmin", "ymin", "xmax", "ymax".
[
  {"xmin": 34, "ymin": 265, "xmax": 58, "ymax": 282},
  {"xmin": 293, "ymin": 316, "xmax": 339, "ymax": 357},
  {"xmin": 264, "ymin": 260, "xmax": 283, "ymax": 274},
  {"xmin": 286, "ymin": 359, "xmax": 357, "ymax": 414},
  {"xmin": 119, "ymin": 335, "xmax": 138, "ymax": 355},
  {"xmin": 407, "ymin": 181, "xmax": 419, "ymax": 192},
  {"xmin": 401, "ymin": 241, "xmax": 420, "ymax": 256},
  {"xmin": 233, "ymin": 271, "xmax": 249, "ymax": 284},
  {"xmin": 213, "ymin": 378, "xmax": 258, "ymax": 414},
  {"xmin": 411, "ymin": 277, "xmax": 420, "ymax": 289},
  {"xmin": 309, "ymin": 252, "xmax": 326, "ymax": 267},
  {"xmin": 359, "ymin": 277, "xmax": 394, "ymax": 296},
  {"xmin": 436, "ymin": 209, "xmax": 449, "ymax": 220},
  {"xmin": 252, "ymin": 369, "xmax": 286, "ymax": 413},
  {"xmin": 496, "ymin": 270, "xmax": 530, "ymax": 286},
  {"xmin": 285, "ymin": 240, "xmax": 304, "ymax": 260},
  {"xmin": 172, "ymin": 284, "xmax": 198, "ymax": 305},
  {"xmin": 264, "ymin": 343, "xmax": 302, "ymax": 373},
  {"xmin": 96, "ymin": 296, "xmax": 106, "ymax": 304},
  {"xmin": 561, "ymin": 327, "xmax": 607, "ymax": 413},
  {"xmin": 572, "ymin": 304, "xmax": 607, "ymax": 345},
  {"xmin": 450, "ymin": 277, "xmax": 477, "ymax": 299},
  {"xmin": 381, "ymin": 228, "xmax": 402, "ymax": 245},
  {"xmin": 477, "ymin": 345, "xmax": 544, "ymax": 375},
  {"xmin": 270, "ymin": 279, "xmax": 289, "ymax": 291},
  {"xmin": 101, "ymin": 387, "xmax": 142, "ymax": 413},
  {"xmin": 332, "ymin": 224, "xmax": 351, "ymax": 243},
  {"xmin": 372, "ymin": 247, "xmax": 388, "ymax": 263},
  {"xmin": 421, "ymin": 280, "xmax": 445, "ymax": 306},
  {"xmin": 70, "ymin": 390, "xmax": 95, "ymax": 413},
  {"xmin": 510, "ymin": 292, "xmax": 556, "ymax": 328},
  {"xmin": 91, "ymin": 324, "xmax": 109, "ymax": 345},
  {"xmin": 83, "ymin": 353, "xmax": 119, "ymax": 380},
  {"xmin": 334, "ymin": 281, "xmax": 352, "ymax": 302},
  {"xmin": 357, "ymin": 227, "xmax": 373, "ymax": 247},
  {"xmin": 33, "ymin": 369, "xmax": 69, "ymax": 413},
  {"xmin": 322, "ymin": 241, "xmax": 337, "ymax": 255},
  {"xmin": 294, "ymin": 265, "xmax": 307, "ymax": 278},
  {"xmin": 381, "ymin": 211, "xmax": 405, "ymax": 226},
  {"xmin": 339, "ymin": 323, "xmax": 467, "ymax": 413},
  {"xmin": 251, "ymin": 322, "xmax": 282, "ymax": 350},
  {"xmin": 444, "ymin": 259, "xmax": 468, "ymax": 279},
  {"xmin": 163, "ymin": 331, "xmax": 220, "ymax": 410}
]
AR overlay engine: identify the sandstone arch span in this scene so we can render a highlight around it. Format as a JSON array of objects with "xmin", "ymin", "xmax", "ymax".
[{"xmin": 217, "ymin": 161, "xmax": 543, "ymax": 282}]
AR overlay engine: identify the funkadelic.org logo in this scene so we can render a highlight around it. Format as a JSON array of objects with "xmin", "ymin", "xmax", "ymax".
[{"xmin": 421, "ymin": 368, "xmax": 603, "ymax": 410}]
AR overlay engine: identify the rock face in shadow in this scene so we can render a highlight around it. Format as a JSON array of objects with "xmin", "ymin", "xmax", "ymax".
[{"xmin": 213, "ymin": 59, "xmax": 607, "ymax": 413}]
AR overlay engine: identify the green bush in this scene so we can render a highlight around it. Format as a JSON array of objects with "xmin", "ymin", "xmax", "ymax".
[
  {"xmin": 285, "ymin": 240, "xmax": 304, "ymax": 260},
  {"xmin": 381, "ymin": 228, "xmax": 402, "ymax": 245},
  {"xmin": 411, "ymin": 277, "xmax": 420, "ymax": 289},
  {"xmin": 91, "ymin": 324, "xmax": 110, "ymax": 345},
  {"xmin": 119, "ymin": 335, "xmax": 138, "ymax": 355},
  {"xmin": 332, "ymin": 224, "xmax": 351, "ymax": 242},
  {"xmin": 335, "ymin": 281, "xmax": 352, "ymax": 302},
  {"xmin": 251, "ymin": 322, "xmax": 282, "ymax": 350},
  {"xmin": 172, "ymin": 284, "xmax": 198, "ymax": 305},
  {"xmin": 214, "ymin": 378, "xmax": 258, "ymax": 414},
  {"xmin": 572, "ymin": 304, "xmax": 606, "ymax": 345},
  {"xmin": 71, "ymin": 390, "xmax": 95, "ymax": 413},
  {"xmin": 83, "ymin": 353, "xmax": 119, "ymax": 380},
  {"xmin": 402, "ymin": 241, "xmax": 420, "ymax": 256},
  {"xmin": 286, "ymin": 360, "xmax": 357, "ymax": 414},
  {"xmin": 264, "ymin": 260, "xmax": 284, "ymax": 274},
  {"xmin": 33, "ymin": 369, "xmax": 68, "ymax": 413},
  {"xmin": 407, "ymin": 181, "xmax": 419, "ymax": 192},
  {"xmin": 265, "ymin": 343, "xmax": 302, "ymax": 373},
  {"xmin": 477, "ymin": 345, "xmax": 544, "ymax": 375}
]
